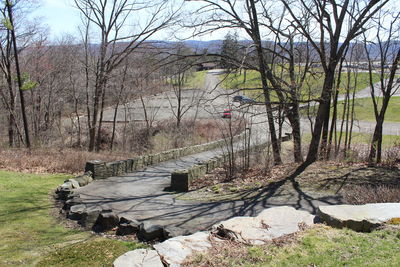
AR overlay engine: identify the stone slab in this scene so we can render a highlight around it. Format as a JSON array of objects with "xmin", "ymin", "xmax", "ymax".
[
  {"xmin": 113, "ymin": 249, "xmax": 163, "ymax": 267},
  {"xmin": 213, "ymin": 206, "xmax": 315, "ymax": 245},
  {"xmin": 153, "ymin": 232, "xmax": 212, "ymax": 267},
  {"xmin": 318, "ymin": 203, "xmax": 400, "ymax": 232}
]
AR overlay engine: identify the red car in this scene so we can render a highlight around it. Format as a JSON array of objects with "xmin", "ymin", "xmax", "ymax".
[{"xmin": 222, "ymin": 108, "xmax": 232, "ymax": 118}]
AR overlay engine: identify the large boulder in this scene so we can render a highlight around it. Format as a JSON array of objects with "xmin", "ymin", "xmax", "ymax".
[
  {"xmin": 116, "ymin": 219, "xmax": 141, "ymax": 236},
  {"xmin": 94, "ymin": 210, "xmax": 119, "ymax": 232},
  {"xmin": 79, "ymin": 207, "xmax": 102, "ymax": 229},
  {"xmin": 67, "ymin": 204, "xmax": 86, "ymax": 221},
  {"xmin": 113, "ymin": 249, "xmax": 163, "ymax": 267},
  {"xmin": 64, "ymin": 179, "xmax": 80, "ymax": 189},
  {"xmin": 74, "ymin": 172, "xmax": 93, "ymax": 187},
  {"xmin": 63, "ymin": 196, "xmax": 83, "ymax": 210},
  {"xmin": 138, "ymin": 222, "xmax": 164, "ymax": 241},
  {"xmin": 317, "ymin": 203, "xmax": 400, "ymax": 232},
  {"xmin": 153, "ymin": 232, "xmax": 212, "ymax": 267},
  {"xmin": 56, "ymin": 182, "xmax": 74, "ymax": 200},
  {"xmin": 163, "ymin": 226, "xmax": 190, "ymax": 239},
  {"xmin": 212, "ymin": 206, "xmax": 315, "ymax": 245}
]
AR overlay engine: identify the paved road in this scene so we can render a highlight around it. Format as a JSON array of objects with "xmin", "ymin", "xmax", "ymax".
[{"xmin": 337, "ymin": 79, "xmax": 400, "ymax": 101}]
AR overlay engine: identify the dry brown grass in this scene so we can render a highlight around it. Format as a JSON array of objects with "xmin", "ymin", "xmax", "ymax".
[
  {"xmin": 342, "ymin": 185, "xmax": 400, "ymax": 205},
  {"xmin": 0, "ymin": 119, "xmax": 232, "ymax": 175},
  {"xmin": 0, "ymin": 148, "xmax": 132, "ymax": 174},
  {"xmin": 184, "ymin": 231, "xmax": 301, "ymax": 267}
]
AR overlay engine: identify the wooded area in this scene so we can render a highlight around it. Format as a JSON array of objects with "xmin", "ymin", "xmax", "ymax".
[{"xmin": 0, "ymin": 0, "xmax": 399, "ymax": 169}]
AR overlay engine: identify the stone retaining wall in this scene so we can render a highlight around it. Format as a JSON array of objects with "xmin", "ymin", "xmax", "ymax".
[
  {"xmin": 85, "ymin": 133, "xmax": 245, "ymax": 180},
  {"xmin": 170, "ymin": 142, "xmax": 270, "ymax": 192}
]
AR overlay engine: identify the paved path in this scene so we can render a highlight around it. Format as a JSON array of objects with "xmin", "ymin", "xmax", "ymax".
[{"xmin": 76, "ymin": 148, "xmax": 340, "ymax": 234}]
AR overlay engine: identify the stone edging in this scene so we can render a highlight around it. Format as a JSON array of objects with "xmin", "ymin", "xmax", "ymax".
[
  {"xmin": 84, "ymin": 132, "xmax": 246, "ymax": 180},
  {"xmin": 113, "ymin": 206, "xmax": 316, "ymax": 267},
  {"xmin": 170, "ymin": 141, "xmax": 270, "ymax": 192}
]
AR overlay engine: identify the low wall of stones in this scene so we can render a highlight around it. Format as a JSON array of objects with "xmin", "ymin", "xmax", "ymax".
[
  {"xmin": 85, "ymin": 133, "xmax": 245, "ymax": 180},
  {"xmin": 170, "ymin": 142, "xmax": 270, "ymax": 192}
]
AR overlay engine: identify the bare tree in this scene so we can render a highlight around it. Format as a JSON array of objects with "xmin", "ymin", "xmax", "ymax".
[
  {"xmin": 5, "ymin": 0, "xmax": 31, "ymax": 148},
  {"xmin": 364, "ymin": 11, "xmax": 400, "ymax": 163},
  {"xmin": 74, "ymin": 0, "xmax": 180, "ymax": 151},
  {"xmin": 282, "ymin": 0, "xmax": 390, "ymax": 168}
]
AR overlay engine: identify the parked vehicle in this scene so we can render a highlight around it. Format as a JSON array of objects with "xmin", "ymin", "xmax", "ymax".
[
  {"xmin": 222, "ymin": 108, "xmax": 232, "ymax": 118},
  {"xmin": 233, "ymin": 95, "xmax": 255, "ymax": 104}
]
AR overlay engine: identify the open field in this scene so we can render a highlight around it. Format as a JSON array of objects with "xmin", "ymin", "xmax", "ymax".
[
  {"xmin": 302, "ymin": 132, "xmax": 400, "ymax": 148},
  {"xmin": 0, "ymin": 170, "xmax": 144, "ymax": 266},
  {"xmin": 221, "ymin": 69, "xmax": 382, "ymax": 101},
  {"xmin": 335, "ymin": 96, "xmax": 400, "ymax": 122},
  {"xmin": 169, "ymin": 70, "xmax": 207, "ymax": 89},
  {"xmin": 303, "ymin": 96, "xmax": 400, "ymax": 123},
  {"xmin": 185, "ymin": 70, "xmax": 207, "ymax": 89}
]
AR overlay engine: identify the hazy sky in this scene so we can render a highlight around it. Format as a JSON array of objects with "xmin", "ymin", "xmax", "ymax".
[
  {"xmin": 32, "ymin": 0, "xmax": 78, "ymax": 38},
  {"xmin": 31, "ymin": 0, "xmax": 229, "ymax": 42}
]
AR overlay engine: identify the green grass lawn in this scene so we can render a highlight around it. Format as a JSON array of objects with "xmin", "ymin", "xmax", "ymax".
[
  {"xmin": 336, "ymin": 96, "xmax": 400, "ymax": 122},
  {"xmin": 304, "ymin": 96, "xmax": 400, "ymax": 123},
  {"xmin": 221, "ymin": 70, "xmax": 381, "ymax": 102},
  {"xmin": 185, "ymin": 70, "xmax": 207, "ymax": 89},
  {"xmin": 0, "ymin": 170, "xmax": 144, "ymax": 266},
  {"xmin": 188, "ymin": 225, "xmax": 400, "ymax": 267},
  {"xmin": 302, "ymin": 132, "xmax": 400, "ymax": 148}
]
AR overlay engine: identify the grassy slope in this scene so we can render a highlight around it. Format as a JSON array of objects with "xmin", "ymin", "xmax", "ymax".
[
  {"xmin": 0, "ymin": 170, "xmax": 143, "ymax": 266},
  {"xmin": 336, "ymin": 96, "xmax": 400, "ymax": 122},
  {"xmin": 302, "ymin": 132, "xmax": 400, "ymax": 148},
  {"xmin": 221, "ymin": 70, "xmax": 381, "ymax": 101},
  {"xmin": 188, "ymin": 225, "xmax": 400, "ymax": 267},
  {"xmin": 185, "ymin": 70, "xmax": 207, "ymax": 89}
]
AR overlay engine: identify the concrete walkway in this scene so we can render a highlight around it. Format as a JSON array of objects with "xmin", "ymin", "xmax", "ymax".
[{"xmin": 76, "ymin": 145, "xmax": 341, "ymax": 234}]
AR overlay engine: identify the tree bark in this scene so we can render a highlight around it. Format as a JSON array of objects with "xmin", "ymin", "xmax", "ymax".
[{"xmin": 7, "ymin": 2, "xmax": 30, "ymax": 149}]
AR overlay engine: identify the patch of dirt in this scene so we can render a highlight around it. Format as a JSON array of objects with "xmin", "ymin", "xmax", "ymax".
[
  {"xmin": 183, "ymin": 160, "xmax": 400, "ymax": 203},
  {"xmin": 296, "ymin": 161, "xmax": 400, "ymax": 194}
]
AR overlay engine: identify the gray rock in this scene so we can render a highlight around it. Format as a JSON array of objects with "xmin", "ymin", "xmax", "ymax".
[
  {"xmin": 63, "ymin": 196, "xmax": 83, "ymax": 210},
  {"xmin": 163, "ymin": 226, "xmax": 190, "ymax": 239},
  {"xmin": 65, "ymin": 179, "xmax": 80, "ymax": 189},
  {"xmin": 74, "ymin": 174, "xmax": 93, "ymax": 187},
  {"xmin": 56, "ymin": 181, "xmax": 75, "ymax": 200},
  {"xmin": 113, "ymin": 249, "xmax": 163, "ymax": 267},
  {"xmin": 138, "ymin": 222, "xmax": 164, "ymax": 241},
  {"xmin": 79, "ymin": 207, "xmax": 102, "ymax": 229},
  {"xmin": 56, "ymin": 187, "xmax": 72, "ymax": 200},
  {"xmin": 94, "ymin": 211, "xmax": 119, "ymax": 232},
  {"xmin": 60, "ymin": 181, "xmax": 73, "ymax": 190},
  {"xmin": 119, "ymin": 216, "xmax": 136, "ymax": 224},
  {"xmin": 212, "ymin": 206, "xmax": 315, "ymax": 245},
  {"xmin": 317, "ymin": 203, "xmax": 400, "ymax": 232},
  {"xmin": 153, "ymin": 232, "xmax": 212, "ymax": 267},
  {"xmin": 67, "ymin": 204, "xmax": 86, "ymax": 220},
  {"xmin": 116, "ymin": 221, "xmax": 140, "ymax": 236}
]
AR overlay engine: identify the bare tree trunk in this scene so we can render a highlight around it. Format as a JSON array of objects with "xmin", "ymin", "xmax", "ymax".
[
  {"xmin": 7, "ymin": 2, "xmax": 30, "ymax": 149},
  {"xmin": 369, "ymin": 47, "xmax": 400, "ymax": 163},
  {"xmin": 95, "ymin": 83, "xmax": 106, "ymax": 151},
  {"xmin": 305, "ymin": 68, "xmax": 335, "ymax": 164},
  {"xmin": 249, "ymin": 0, "xmax": 282, "ymax": 165},
  {"xmin": 327, "ymin": 59, "xmax": 345, "ymax": 159}
]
